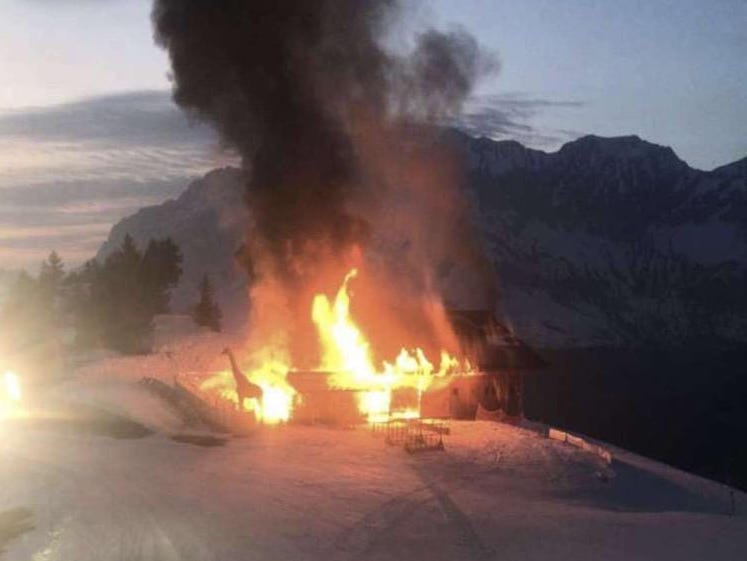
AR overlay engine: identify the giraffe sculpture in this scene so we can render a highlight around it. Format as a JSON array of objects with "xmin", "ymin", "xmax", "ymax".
[{"xmin": 221, "ymin": 347, "xmax": 263, "ymax": 410}]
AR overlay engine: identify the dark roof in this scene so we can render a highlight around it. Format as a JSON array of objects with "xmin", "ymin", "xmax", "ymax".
[{"xmin": 446, "ymin": 310, "xmax": 546, "ymax": 371}]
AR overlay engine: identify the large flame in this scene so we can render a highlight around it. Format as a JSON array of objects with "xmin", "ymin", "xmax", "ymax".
[{"xmin": 312, "ymin": 268, "xmax": 465, "ymax": 421}]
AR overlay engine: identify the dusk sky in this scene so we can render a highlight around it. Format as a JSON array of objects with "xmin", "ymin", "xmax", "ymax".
[{"xmin": 0, "ymin": 0, "xmax": 745, "ymax": 270}]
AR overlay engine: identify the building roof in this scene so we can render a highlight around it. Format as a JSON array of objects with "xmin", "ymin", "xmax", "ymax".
[{"xmin": 446, "ymin": 310, "xmax": 546, "ymax": 371}]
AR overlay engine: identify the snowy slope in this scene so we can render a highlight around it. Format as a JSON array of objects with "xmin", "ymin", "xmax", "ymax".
[{"xmin": 1, "ymin": 345, "xmax": 745, "ymax": 561}]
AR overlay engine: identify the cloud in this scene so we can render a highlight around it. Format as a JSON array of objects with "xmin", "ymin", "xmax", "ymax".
[
  {"xmin": 0, "ymin": 89, "xmax": 581, "ymax": 270},
  {"xmin": 0, "ymin": 90, "xmax": 233, "ymax": 188},
  {"xmin": 0, "ymin": 177, "xmax": 190, "ymax": 270},
  {"xmin": 0, "ymin": 90, "xmax": 209, "ymax": 147},
  {"xmin": 454, "ymin": 93, "xmax": 586, "ymax": 148},
  {"xmin": 0, "ymin": 90, "xmax": 238, "ymax": 270}
]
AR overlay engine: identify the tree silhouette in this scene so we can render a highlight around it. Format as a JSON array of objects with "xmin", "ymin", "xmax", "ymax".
[
  {"xmin": 67, "ymin": 234, "xmax": 183, "ymax": 354},
  {"xmin": 192, "ymin": 274, "xmax": 222, "ymax": 332},
  {"xmin": 38, "ymin": 251, "xmax": 65, "ymax": 310},
  {"xmin": 141, "ymin": 238, "xmax": 183, "ymax": 314},
  {"xmin": 65, "ymin": 260, "xmax": 103, "ymax": 349}
]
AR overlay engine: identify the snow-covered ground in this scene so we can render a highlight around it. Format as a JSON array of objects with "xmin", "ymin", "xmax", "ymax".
[{"xmin": 1, "ymin": 335, "xmax": 745, "ymax": 561}]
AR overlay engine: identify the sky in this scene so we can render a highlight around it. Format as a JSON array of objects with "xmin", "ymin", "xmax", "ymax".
[{"xmin": 0, "ymin": 0, "xmax": 745, "ymax": 271}]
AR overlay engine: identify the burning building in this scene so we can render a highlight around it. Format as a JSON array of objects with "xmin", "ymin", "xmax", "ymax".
[
  {"xmin": 152, "ymin": 0, "xmax": 512, "ymax": 426},
  {"xmin": 193, "ymin": 275, "xmax": 545, "ymax": 428},
  {"xmin": 439, "ymin": 310, "xmax": 546, "ymax": 421}
]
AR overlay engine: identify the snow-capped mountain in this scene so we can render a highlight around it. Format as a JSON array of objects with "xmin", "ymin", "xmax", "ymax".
[
  {"xmin": 448, "ymin": 130, "xmax": 747, "ymax": 347},
  {"xmin": 97, "ymin": 132, "xmax": 747, "ymax": 347}
]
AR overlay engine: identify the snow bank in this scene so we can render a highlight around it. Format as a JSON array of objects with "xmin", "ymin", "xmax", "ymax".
[
  {"xmin": 62, "ymin": 321, "xmax": 247, "ymax": 432},
  {"xmin": 75, "ymin": 329, "xmax": 241, "ymax": 386}
]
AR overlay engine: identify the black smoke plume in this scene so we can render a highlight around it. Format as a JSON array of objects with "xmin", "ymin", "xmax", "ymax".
[{"xmin": 153, "ymin": 0, "xmax": 487, "ymax": 269}]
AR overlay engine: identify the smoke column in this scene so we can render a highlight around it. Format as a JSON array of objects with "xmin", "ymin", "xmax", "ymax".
[{"xmin": 153, "ymin": 0, "xmax": 495, "ymax": 365}]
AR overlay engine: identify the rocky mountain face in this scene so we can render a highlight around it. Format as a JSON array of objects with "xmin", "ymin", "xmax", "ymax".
[
  {"xmin": 96, "ymin": 168, "xmax": 250, "ymax": 326},
  {"xmin": 448, "ymin": 130, "xmax": 747, "ymax": 347},
  {"xmin": 98, "ymin": 133, "xmax": 747, "ymax": 347}
]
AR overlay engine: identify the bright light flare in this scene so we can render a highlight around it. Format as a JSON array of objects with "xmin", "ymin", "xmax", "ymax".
[
  {"xmin": 1, "ymin": 370, "xmax": 23, "ymax": 420},
  {"xmin": 3, "ymin": 371, "xmax": 21, "ymax": 403}
]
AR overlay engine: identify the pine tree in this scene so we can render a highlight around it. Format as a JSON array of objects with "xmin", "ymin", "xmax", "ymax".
[
  {"xmin": 100, "ymin": 234, "xmax": 149, "ymax": 352},
  {"xmin": 66, "ymin": 235, "xmax": 183, "ymax": 354},
  {"xmin": 38, "ymin": 251, "xmax": 65, "ymax": 309},
  {"xmin": 192, "ymin": 274, "xmax": 222, "ymax": 332},
  {"xmin": 141, "ymin": 238, "xmax": 183, "ymax": 314},
  {"xmin": 64, "ymin": 260, "xmax": 103, "ymax": 349}
]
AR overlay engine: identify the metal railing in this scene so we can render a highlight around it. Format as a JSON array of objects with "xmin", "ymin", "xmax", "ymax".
[{"xmin": 372, "ymin": 417, "xmax": 450, "ymax": 452}]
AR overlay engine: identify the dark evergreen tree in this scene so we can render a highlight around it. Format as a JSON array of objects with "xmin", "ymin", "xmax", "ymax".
[
  {"xmin": 66, "ymin": 235, "xmax": 183, "ymax": 354},
  {"xmin": 99, "ymin": 235, "xmax": 150, "ymax": 353},
  {"xmin": 192, "ymin": 274, "xmax": 222, "ymax": 332},
  {"xmin": 38, "ymin": 251, "xmax": 65, "ymax": 314},
  {"xmin": 64, "ymin": 261, "xmax": 103, "ymax": 349},
  {"xmin": 141, "ymin": 238, "xmax": 183, "ymax": 314}
]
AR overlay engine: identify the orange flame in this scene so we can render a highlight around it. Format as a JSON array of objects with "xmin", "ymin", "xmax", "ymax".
[
  {"xmin": 312, "ymin": 268, "xmax": 467, "ymax": 421},
  {"xmin": 200, "ymin": 353, "xmax": 295, "ymax": 424}
]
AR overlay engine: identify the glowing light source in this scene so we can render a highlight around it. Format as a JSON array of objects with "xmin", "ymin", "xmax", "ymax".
[
  {"xmin": 3, "ymin": 371, "xmax": 21, "ymax": 403},
  {"xmin": 1, "ymin": 370, "xmax": 23, "ymax": 420}
]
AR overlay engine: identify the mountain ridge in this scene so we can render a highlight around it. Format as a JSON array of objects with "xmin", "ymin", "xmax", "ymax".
[{"xmin": 98, "ymin": 131, "xmax": 747, "ymax": 347}]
